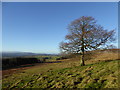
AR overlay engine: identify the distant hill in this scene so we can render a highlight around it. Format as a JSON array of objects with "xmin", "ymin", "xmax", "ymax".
[{"xmin": 1, "ymin": 52, "xmax": 58, "ymax": 58}]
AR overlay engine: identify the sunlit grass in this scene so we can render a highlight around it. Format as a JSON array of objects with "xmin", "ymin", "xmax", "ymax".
[{"xmin": 2, "ymin": 51, "xmax": 119, "ymax": 88}]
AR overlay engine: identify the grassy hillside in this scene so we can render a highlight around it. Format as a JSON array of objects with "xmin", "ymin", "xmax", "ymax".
[{"xmin": 2, "ymin": 50, "xmax": 120, "ymax": 88}]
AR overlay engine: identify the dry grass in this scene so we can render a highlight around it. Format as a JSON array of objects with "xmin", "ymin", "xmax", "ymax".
[
  {"xmin": 85, "ymin": 50, "xmax": 119, "ymax": 64},
  {"xmin": 71, "ymin": 49, "xmax": 119, "ymax": 65}
]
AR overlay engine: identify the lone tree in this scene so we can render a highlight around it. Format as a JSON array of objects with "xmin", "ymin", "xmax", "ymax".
[{"xmin": 60, "ymin": 16, "xmax": 115, "ymax": 66}]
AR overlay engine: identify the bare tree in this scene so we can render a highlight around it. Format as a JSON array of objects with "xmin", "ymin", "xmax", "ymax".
[{"xmin": 60, "ymin": 16, "xmax": 115, "ymax": 66}]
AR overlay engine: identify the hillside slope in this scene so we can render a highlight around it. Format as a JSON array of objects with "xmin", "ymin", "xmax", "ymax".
[{"xmin": 2, "ymin": 50, "xmax": 120, "ymax": 88}]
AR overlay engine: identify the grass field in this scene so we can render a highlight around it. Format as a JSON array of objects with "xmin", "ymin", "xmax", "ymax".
[{"xmin": 2, "ymin": 50, "xmax": 120, "ymax": 88}]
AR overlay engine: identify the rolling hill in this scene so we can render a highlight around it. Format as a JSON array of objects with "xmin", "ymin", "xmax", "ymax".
[
  {"xmin": 1, "ymin": 52, "xmax": 58, "ymax": 58},
  {"xmin": 2, "ymin": 49, "xmax": 120, "ymax": 88}
]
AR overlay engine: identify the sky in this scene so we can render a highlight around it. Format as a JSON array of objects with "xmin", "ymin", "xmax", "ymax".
[{"xmin": 2, "ymin": 2, "xmax": 118, "ymax": 54}]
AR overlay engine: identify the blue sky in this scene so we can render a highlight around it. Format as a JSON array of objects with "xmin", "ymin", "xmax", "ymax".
[{"xmin": 2, "ymin": 2, "xmax": 118, "ymax": 54}]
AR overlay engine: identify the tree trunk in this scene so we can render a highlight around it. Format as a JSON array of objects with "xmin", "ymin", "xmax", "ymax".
[
  {"xmin": 81, "ymin": 52, "xmax": 85, "ymax": 66},
  {"xmin": 81, "ymin": 25, "xmax": 85, "ymax": 66},
  {"xmin": 80, "ymin": 39, "xmax": 85, "ymax": 66}
]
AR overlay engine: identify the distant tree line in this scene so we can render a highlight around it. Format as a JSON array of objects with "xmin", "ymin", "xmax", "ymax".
[
  {"xmin": 2, "ymin": 56, "xmax": 64, "ymax": 69},
  {"xmin": 2, "ymin": 57, "xmax": 40, "ymax": 70}
]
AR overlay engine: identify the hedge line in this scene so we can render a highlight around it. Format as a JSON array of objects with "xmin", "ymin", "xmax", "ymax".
[{"xmin": 2, "ymin": 57, "xmax": 39, "ymax": 70}]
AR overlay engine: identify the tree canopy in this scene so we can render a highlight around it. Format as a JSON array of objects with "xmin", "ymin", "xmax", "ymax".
[{"xmin": 60, "ymin": 16, "xmax": 115, "ymax": 66}]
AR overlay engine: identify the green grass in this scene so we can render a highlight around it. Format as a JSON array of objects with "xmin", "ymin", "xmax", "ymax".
[
  {"xmin": 34, "ymin": 55, "xmax": 60, "ymax": 60},
  {"xmin": 2, "ymin": 59, "xmax": 119, "ymax": 88}
]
